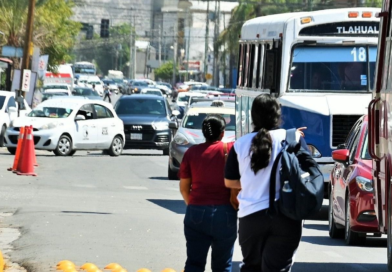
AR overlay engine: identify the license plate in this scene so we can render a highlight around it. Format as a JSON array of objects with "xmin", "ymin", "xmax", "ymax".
[{"xmin": 130, "ymin": 133, "xmax": 142, "ymax": 140}]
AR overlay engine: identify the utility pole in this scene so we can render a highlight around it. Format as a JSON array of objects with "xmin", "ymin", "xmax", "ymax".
[
  {"xmin": 128, "ymin": 10, "xmax": 133, "ymax": 79},
  {"xmin": 158, "ymin": 25, "xmax": 162, "ymax": 66},
  {"xmin": 133, "ymin": 16, "xmax": 137, "ymax": 79},
  {"xmin": 204, "ymin": 0, "xmax": 210, "ymax": 82},
  {"xmin": 172, "ymin": 21, "xmax": 178, "ymax": 86},
  {"xmin": 212, "ymin": 0, "xmax": 218, "ymax": 86},
  {"xmin": 20, "ymin": 0, "xmax": 36, "ymax": 99},
  {"xmin": 185, "ymin": 8, "xmax": 191, "ymax": 81}
]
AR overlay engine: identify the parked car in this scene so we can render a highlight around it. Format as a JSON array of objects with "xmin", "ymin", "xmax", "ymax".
[
  {"xmin": 4, "ymin": 99, "xmax": 125, "ymax": 156},
  {"xmin": 43, "ymin": 84, "xmax": 72, "ymax": 96},
  {"xmin": 72, "ymin": 87, "xmax": 102, "ymax": 100},
  {"xmin": 329, "ymin": 115, "xmax": 379, "ymax": 245},
  {"xmin": 218, "ymin": 88, "xmax": 236, "ymax": 97},
  {"xmin": 168, "ymin": 100, "xmax": 235, "ymax": 179},
  {"xmin": 128, "ymin": 80, "xmax": 150, "ymax": 94},
  {"xmin": 0, "ymin": 91, "xmax": 31, "ymax": 148},
  {"xmin": 114, "ymin": 95, "xmax": 179, "ymax": 155}
]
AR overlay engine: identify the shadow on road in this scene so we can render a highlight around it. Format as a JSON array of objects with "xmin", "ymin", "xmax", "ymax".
[
  {"xmin": 147, "ymin": 199, "xmax": 186, "ymax": 214},
  {"xmin": 233, "ymin": 261, "xmax": 388, "ymax": 271},
  {"xmin": 303, "ymin": 223, "xmax": 328, "ymax": 231},
  {"xmin": 149, "ymin": 177, "xmax": 169, "ymax": 180},
  {"xmin": 292, "ymin": 262, "xmax": 388, "ymax": 271},
  {"xmin": 301, "ymin": 235, "xmax": 386, "ymax": 248}
]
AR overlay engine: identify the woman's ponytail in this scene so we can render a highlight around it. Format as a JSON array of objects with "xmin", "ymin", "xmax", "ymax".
[
  {"xmin": 250, "ymin": 128, "xmax": 272, "ymax": 174},
  {"xmin": 249, "ymin": 94, "xmax": 281, "ymax": 174}
]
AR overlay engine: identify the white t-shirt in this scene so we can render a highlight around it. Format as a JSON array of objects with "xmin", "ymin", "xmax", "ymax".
[{"xmin": 233, "ymin": 129, "xmax": 300, "ymax": 218}]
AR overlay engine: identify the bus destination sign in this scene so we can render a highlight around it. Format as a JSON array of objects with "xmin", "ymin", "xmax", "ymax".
[{"xmin": 299, "ymin": 22, "xmax": 379, "ymax": 37}]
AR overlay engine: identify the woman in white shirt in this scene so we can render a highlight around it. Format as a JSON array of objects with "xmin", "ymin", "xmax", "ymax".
[{"xmin": 224, "ymin": 94, "xmax": 306, "ymax": 272}]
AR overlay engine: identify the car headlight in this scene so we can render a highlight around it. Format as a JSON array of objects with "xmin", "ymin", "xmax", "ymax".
[
  {"xmin": 40, "ymin": 123, "xmax": 60, "ymax": 130},
  {"xmin": 174, "ymin": 133, "xmax": 189, "ymax": 145},
  {"xmin": 356, "ymin": 176, "xmax": 373, "ymax": 192},
  {"xmin": 307, "ymin": 145, "xmax": 321, "ymax": 158},
  {"xmin": 152, "ymin": 122, "xmax": 169, "ymax": 130}
]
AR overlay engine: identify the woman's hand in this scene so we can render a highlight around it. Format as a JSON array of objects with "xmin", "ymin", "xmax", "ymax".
[{"xmin": 296, "ymin": 127, "xmax": 307, "ymax": 137}]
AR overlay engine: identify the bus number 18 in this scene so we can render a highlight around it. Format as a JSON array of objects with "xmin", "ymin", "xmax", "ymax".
[{"xmin": 351, "ymin": 47, "xmax": 366, "ymax": 62}]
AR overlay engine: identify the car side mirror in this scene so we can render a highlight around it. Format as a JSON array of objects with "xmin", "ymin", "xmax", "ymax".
[
  {"xmin": 75, "ymin": 114, "xmax": 86, "ymax": 121},
  {"xmin": 172, "ymin": 110, "xmax": 180, "ymax": 116},
  {"xmin": 337, "ymin": 143, "xmax": 346, "ymax": 150},
  {"xmin": 169, "ymin": 121, "xmax": 178, "ymax": 129},
  {"xmin": 332, "ymin": 149, "xmax": 349, "ymax": 164}
]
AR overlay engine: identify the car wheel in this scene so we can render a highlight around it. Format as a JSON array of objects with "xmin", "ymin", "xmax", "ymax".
[
  {"xmin": 345, "ymin": 196, "xmax": 366, "ymax": 245},
  {"xmin": 54, "ymin": 135, "xmax": 73, "ymax": 156},
  {"xmin": 108, "ymin": 135, "xmax": 123, "ymax": 156},
  {"xmin": 7, "ymin": 147, "xmax": 16, "ymax": 155},
  {"xmin": 328, "ymin": 189, "xmax": 344, "ymax": 239},
  {"xmin": 168, "ymin": 162, "xmax": 178, "ymax": 180},
  {"xmin": 163, "ymin": 147, "xmax": 169, "ymax": 156},
  {"xmin": 0, "ymin": 125, "xmax": 6, "ymax": 147},
  {"xmin": 388, "ymin": 184, "xmax": 392, "ymax": 271},
  {"xmin": 69, "ymin": 150, "xmax": 77, "ymax": 156}
]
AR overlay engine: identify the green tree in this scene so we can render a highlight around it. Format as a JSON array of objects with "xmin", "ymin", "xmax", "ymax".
[
  {"xmin": 155, "ymin": 61, "xmax": 177, "ymax": 81},
  {"xmin": 0, "ymin": 0, "xmax": 81, "ymax": 69}
]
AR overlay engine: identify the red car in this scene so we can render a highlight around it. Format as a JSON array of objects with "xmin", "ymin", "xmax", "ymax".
[{"xmin": 329, "ymin": 115, "xmax": 380, "ymax": 245}]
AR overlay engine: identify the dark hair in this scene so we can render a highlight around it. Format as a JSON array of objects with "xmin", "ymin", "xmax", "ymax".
[
  {"xmin": 202, "ymin": 114, "xmax": 226, "ymax": 142},
  {"xmin": 250, "ymin": 94, "xmax": 281, "ymax": 174}
]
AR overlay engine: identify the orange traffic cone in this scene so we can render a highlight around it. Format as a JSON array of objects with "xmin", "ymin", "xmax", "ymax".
[
  {"xmin": 8, "ymin": 126, "xmax": 25, "ymax": 172},
  {"xmin": 29, "ymin": 125, "xmax": 38, "ymax": 166},
  {"xmin": 16, "ymin": 126, "xmax": 37, "ymax": 176}
]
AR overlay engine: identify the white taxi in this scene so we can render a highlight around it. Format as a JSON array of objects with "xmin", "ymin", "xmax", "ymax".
[
  {"xmin": 0, "ymin": 91, "xmax": 31, "ymax": 148},
  {"xmin": 4, "ymin": 99, "xmax": 125, "ymax": 156}
]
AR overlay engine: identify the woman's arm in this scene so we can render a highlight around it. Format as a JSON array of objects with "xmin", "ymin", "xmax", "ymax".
[
  {"xmin": 225, "ymin": 178, "xmax": 241, "ymax": 189},
  {"xmin": 180, "ymin": 178, "xmax": 192, "ymax": 205}
]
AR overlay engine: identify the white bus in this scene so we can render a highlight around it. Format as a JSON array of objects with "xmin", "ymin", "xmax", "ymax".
[
  {"xmin": 73, "ymin": 61, "xmax": 96, "ymax": 77},
  {"xmin": 236, "ymin": 8, "xmax": 380, "ymax": 195}
]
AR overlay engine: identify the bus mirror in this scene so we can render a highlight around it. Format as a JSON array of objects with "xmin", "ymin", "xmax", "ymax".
[{"xmin": 264, "ymin": 50, "xmax": 277, "ymax": 90}]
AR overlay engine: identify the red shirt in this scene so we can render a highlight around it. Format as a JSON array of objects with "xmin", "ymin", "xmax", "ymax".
[{"xmin": 180, "ymin": 141, "xmax": 234, "ymax": 205}]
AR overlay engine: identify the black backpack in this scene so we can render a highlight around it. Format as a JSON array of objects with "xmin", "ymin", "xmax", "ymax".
[{"xmin": 268, "ymin": 129, "xmax": 324, "ymax": 221}]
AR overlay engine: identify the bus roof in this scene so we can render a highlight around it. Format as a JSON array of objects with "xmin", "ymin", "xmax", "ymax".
[{"xmin": 241, "ymin": 7, "xmax": 380, "ymax": 40}]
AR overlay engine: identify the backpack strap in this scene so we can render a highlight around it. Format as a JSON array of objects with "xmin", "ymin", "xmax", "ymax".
[
  {"xmin": 285, "ymin": 128, "xmax": 300, "ymax": 152},
  {"xmin": 223, "ymin": 142, "xmax": 228, "ymax": 163},
  {"xmin": 268, "ymin": 151, "xmax": 283, "ymax": 217}
]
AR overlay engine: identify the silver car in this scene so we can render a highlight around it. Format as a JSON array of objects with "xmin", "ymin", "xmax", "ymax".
[{"xmin": 168, "ymin": 100, "xmax": 235, "ymax": 179}]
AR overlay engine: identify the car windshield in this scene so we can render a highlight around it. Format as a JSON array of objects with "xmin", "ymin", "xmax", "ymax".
[
  {"xmin": 28, "ymin": 107, "xmax": 73, "ymax": 118},
  {"xmin": 361, "ymin": 132, "xmax": 371, "ymax": 160},
  {"xmin": 178, "ymin": 96, "xmax": 189, "ymax": 102},
  {"xmin": 183, "ymin": 113, "xmax": 235, "ymax": 131},
  {"xmin": 0, "ymin": 96, "xmax": 5, "ymax": 110},
  {"xmin": 88, "ymin": 81, "xmax": 101, "ymax": 85},
  {"xmin": 143, "ymin": 91, "xmax": 161, "ymax": 96},
  {"xmin": 289, "ymin": 46, "xmax": 377, "ymax": 92},
  {"xmin": 115, "ymin": 99, "xmax": 166, "ymax": 115},
  {"xmin": 42, "ymin": 93, "xmax": 68, "ymax": 101},
  {"xmin": 73, "ymin": 88, "xmax": 99, "ymax": 97},
  {"xmin": 134, "ymin": 81, "xmax": 148, "ymax": 86},
  {"xmin": 43, "ymin": 85, "xmax": 68, "ymax": 90},
  {"xmin": 112, "ymin": 78, "xmax": 123, "ymax": 84}
]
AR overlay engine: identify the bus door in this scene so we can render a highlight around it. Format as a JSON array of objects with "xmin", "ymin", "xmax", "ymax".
[{"xmin": 369, "ymin": 3, "xmax": 391, "ymax": 232}]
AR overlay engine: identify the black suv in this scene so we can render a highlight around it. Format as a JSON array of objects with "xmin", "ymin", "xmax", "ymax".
[{"xmin": 114, "ymin": 95, "xmax": 179, "ymax": 155}]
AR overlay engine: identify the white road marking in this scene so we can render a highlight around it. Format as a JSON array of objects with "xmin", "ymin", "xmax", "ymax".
[
  {"xmin": 123, "ymin": 186, "xmax": 148, "ymax": 190},
  {"xmin": 72, "ymin": 184, "xmax": 96, "ymax": 188},
  {"xmin": 323, "ymin": 251, "xmax": 343, "ymax": 258}
]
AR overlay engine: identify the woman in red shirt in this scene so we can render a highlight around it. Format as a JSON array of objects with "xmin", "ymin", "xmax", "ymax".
[{"xmin": 180, "ymin": 114, "xmax": 239, "ymax": 272}]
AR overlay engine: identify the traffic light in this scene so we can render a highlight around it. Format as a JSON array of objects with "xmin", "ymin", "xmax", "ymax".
[
  {"xmin": 86, "ymin": 25, "xmax": 93, "ymax": 40},
  {"xmin": 100, "ymin": 19, "xmax": 109, "ymax": 38}
]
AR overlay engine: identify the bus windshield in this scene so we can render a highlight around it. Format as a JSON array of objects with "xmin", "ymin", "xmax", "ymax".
[{"xmin": 289, "ymin": 46, "xmax": 377, "ymax": 92}]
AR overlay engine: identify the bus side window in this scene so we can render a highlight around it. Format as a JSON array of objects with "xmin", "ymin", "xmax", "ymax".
[
  {"xmin": 237, "ymin": 44, "xmax": 244, "ymax": 87},
  {"xmin": 256, "ymin": 44, "xmax": 264, "ymax": 89},
  {"xmin": 244, "ymin": 44, "xmax": 250, "ymax": 87},
  {"xmin": 248, "ymin": 44, "xmax": 255, "ymax": 88},
  {"xmin": 252, "ymin": 44, "xmax": 259, "ymax": 88}
]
